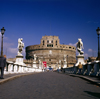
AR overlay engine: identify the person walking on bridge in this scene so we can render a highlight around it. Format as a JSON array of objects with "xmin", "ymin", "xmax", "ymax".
[
  {"xmin": 0, "ymin": 55, "xmax": 6, "ymax": 79},
  {"xmin": 78, "ymin": 62, "xmax": 83, "ymax": 74}
]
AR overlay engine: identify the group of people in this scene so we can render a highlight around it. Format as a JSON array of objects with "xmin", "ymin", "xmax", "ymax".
[{"xmin": 0, "ymin": 55, "xmax": 6, "ymax": 79}]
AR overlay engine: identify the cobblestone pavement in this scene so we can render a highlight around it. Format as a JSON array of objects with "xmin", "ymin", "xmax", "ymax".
[
  {"xmin": 0, "ymin": 72, "xmax": 36, "ymax": 84},
  {"xmin": 0, "ymin": 72, "xmax": 100, "ymax": 99}
]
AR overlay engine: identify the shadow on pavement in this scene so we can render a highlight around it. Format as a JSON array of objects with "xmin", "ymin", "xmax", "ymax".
[
  {"xmin": 84, "ymin": 91, "xmax": 100, "ymax": 98},
  {"xmin": 86, "ymin": 82, "xmax": 100, "ymax": 87}
]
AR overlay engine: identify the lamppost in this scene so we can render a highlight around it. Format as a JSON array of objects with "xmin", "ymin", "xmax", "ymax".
[
  {"xmin": 67, "ymin": 55, "xmax": 68, "ymax": 67},
  {"xmin": 96, "ymin": 27, "xmax": 100, "ymax": 60},
  {"xmin": 1, "ymin": 27, "xmax": 5, "ymax": 57}
]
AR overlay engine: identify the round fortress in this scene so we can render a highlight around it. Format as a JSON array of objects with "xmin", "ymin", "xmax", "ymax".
[{"xmin": 25, "ymin": 36, "xmax": 76, "ymax": 68}]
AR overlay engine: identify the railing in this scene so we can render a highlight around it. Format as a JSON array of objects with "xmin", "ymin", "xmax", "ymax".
[
  {"xmin": 62, "ymin": 61, "xmax": 100, "ymax": 76},
  {"xmin": 4, "ymin": 61, "xmax": 42, "ymax": 75}
]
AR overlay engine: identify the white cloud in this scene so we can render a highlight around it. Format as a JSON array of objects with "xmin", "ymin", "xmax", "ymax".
[
  {"xmin": 88, "ymin": 49, "xmax": 93, "ymax": 52},
  {"xmin": 0, "ymin": 32, "xmax": 8, "ymax": 40},
  {"xmin": 87, "ymin": 21, "xmax": 99, "ymax": 24},
  {"xmin": 8, "ymin": 48, "xmax": 18, "ymax": 54},
  {"xmin": 69, "ymin": 43, "xmax": 76, "ymax": 47},
  {"xmin": 0, "ymin": 33, "xmax": 17, "ymax": 58},
  {"xmin": 87, "ymin": 21, "xmax": 91, "ymax": 23},
  {"xmin": 4, "ymin": 42, "xmax": 14, "ymax": 48},
  {"xmin": 6, "ymin": 48, "xmax": 25, "ymax": 58},
  {"xmin": 84, "ymin": 53, "xmax": 89, "ymax": 57},
  {"xmin": 84, "ymin": 53, "xmax": 89, "ymax": 60},
  {"xmin": 0, "ymin": 32, "xmax": 25, "ymax": 58},
  {"xmin": 94, "ymin": 22, "xmax": 99, "ymax": 24}
]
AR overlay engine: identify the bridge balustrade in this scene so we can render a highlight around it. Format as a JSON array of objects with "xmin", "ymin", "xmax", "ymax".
[
  {"xmin": 3, "ymin": 61, "xmax": 42, "ymax": 75},
  {"xmin": 61, "ymin": 61, "xmax": 100, "ymax": 77},
  {"xmin": 82, "ymin": 64, "xmax": 87, "ymax": 75},
  {"xmin": 94, "ymin": 62, "xmax": 100, "ymax": 76}
]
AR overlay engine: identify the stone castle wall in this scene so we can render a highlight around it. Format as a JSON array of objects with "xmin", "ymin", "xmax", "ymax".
[{"xmin": 25, "ymin": 36, "xmax": 76, "ymax": 68}]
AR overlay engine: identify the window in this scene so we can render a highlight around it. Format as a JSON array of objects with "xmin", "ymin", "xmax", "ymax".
[
  {"xmin": 69, "ymin": 47, "xmax": 71, "ymax": 49},
  {"xmin": 47, "ymin": 40, "xmax": 49, "ymax": 43},
  {"xmin": 51, "ymin": 40, "xmax": 53, "ymax": 43},
  {"xmin": 47, "ymin": 44, "xmax": 53, "ymax": 47},
  {"xmin": 43, "ymin": 40, "xmax": 44, "ymax": 45},
  {"xmin": 56, "ymin": 40, "xmax": 57, "ymax": 45}
]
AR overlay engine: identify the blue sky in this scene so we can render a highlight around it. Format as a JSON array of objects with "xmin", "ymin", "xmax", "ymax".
[{"xmin": 0, "ymin": 0, "xmax": 100, "ymax": 59}]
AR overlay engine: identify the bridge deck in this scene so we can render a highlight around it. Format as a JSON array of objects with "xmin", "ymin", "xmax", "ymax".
[{"xmin": 0, "ymin": 72, "xmax": 100, "ymax": 99}]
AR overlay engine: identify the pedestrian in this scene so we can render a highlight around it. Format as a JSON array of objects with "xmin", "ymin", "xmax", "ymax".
[
  {"xmin": 0, "ymin": 55, "xmax": 6, "ymax": 79},
  {"xmin": 61, "ymin": 61, "xmax": 63, "ymax": 72},
  {"xmin": 57, "ymin": 68, "xmax": 59, "ymax": 72},
  {"xmin": 78, "ymin": 62, "xmax": 82, "ymax": 74}
]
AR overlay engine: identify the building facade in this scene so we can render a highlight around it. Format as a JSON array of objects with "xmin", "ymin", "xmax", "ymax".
[{"xmin": 25, "ymin": 36, "xmax": 76, "ymax": 69}]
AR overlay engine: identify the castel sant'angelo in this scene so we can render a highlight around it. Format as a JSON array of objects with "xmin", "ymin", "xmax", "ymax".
[{"xmin": 25, "ymin": 36, "xmax": 76, "ymax": 69}]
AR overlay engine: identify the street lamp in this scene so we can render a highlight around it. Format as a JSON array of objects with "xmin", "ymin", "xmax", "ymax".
[
  {"xmin": 96, "ymin": 27, "xmax": 100, "ymax": 60},
  {"xmin": 1, "ymin": 27, "xmax": 5, "ymax": 57},
  {"xmin": 67, "ymin": 55, "xmax": 68, "ymax": 67}
]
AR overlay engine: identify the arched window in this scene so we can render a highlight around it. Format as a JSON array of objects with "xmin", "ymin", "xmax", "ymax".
[
  {"xmin": 56, "ymin": 40, "xmax": 57, "ymax": 45},
  {"xmin": 51, "ymin": 40, "xmax": 53, "ymax": 43},
  {"xmin": 43, "ymin": 40, "xmax": 44, "ymax": 45},
  {"xmin": 47, "ymin": 40, "xmax": 49, "ymax": 43}
]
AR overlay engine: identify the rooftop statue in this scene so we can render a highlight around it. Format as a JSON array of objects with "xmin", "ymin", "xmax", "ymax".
[
  {"xmin": 76, "ymin": 38, "xmax": 84, "ymax": 55},
  {"xmin": 18, "ymin": 38, "xmax": 24, "ymax": 56},
  {"xmin": 34, "ymin": 54, "xmax": 37, "ymax": 61},
  {"xmin": 64, "ymin": 55, "xmax": 66, "ymax": 62}
]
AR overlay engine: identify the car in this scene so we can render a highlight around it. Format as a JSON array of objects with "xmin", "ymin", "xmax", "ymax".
[{"xmin": 48, "ymin": 67, "xmax": 53, "ymax": 72}]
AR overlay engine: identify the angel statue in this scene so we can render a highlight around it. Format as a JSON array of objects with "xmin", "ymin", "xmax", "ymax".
[
  {"xmin": 17, "ymin": 38, "xmax": 24, "ymax": 56},
  {"xmin": 64, "ymin": 55, "xmax": 66, "ymax": 62},
  {"xmin": 76, "ymin": 38, "xmax": 84, "ymax": 55},
  {"xmin": 34, "ymin": 54, "xmax": 37, "ymax": 61}
]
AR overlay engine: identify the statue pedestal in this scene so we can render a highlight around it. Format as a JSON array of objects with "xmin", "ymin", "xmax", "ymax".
[
  {"xmin": 33, "ymin": 61, "xmax": 38, "ymax": 68},
  {"xmin": 75, "ymin": 55, "xmax": 85, "ymax": 66},
  {"xmin": 63, "ymin": 61, "xmax": 67, "ymax": 68},
  {"xmin": 15, "ymin": 55, "xmax": 25, "ymax": 66}
]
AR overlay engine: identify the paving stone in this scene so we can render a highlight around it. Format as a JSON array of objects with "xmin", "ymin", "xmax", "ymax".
[{"xmin": 0, "ymin": 72, "xmax": 100, "ymax": 99}]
